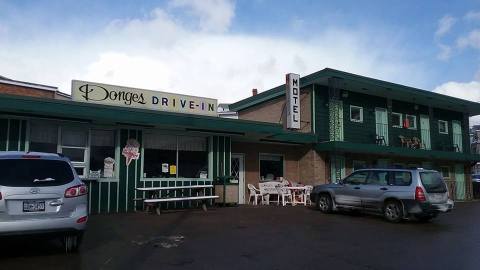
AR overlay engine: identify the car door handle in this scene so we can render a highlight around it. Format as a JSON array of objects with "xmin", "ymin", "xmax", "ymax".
[
  {"xmin": 380, "ymin": 187, "xmax": 388, "ymax": 191},
  {"xmin": 353, "ymin": 187, "xmax": 361, "ymax": 190}
]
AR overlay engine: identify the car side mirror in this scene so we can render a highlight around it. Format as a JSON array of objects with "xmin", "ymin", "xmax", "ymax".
[{"xmin": 338, "ymin": 179, "xmax": 345, "ymax": 185}]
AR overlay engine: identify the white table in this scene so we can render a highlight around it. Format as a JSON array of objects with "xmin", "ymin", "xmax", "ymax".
[{"xmin": 286, "ymin": 186, "xmax": 308, "ymax": 206}]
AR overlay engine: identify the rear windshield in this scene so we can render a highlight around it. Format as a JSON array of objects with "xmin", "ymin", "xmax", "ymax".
[
  {"xmin": 0, "ymin": 159, "xmax": 74, "ymax": 187},
  {"xmin": 420, "ymin": 172, "xmax": 447, "ymax": 193}
]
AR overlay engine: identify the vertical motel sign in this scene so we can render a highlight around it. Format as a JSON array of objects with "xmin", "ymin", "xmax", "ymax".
[{"xmin": 286, "ymin": 73, "xmax": 301, "ymax": 129}]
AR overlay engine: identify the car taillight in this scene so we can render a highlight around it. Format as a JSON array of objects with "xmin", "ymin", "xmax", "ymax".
[
  {"xmin": 76, "ymin": 216, "xmax": 88, "ymax": 224},
  {"xmin": 65, "ymin": 184, "xmax": 88, "ymax": 198},
  {"xmin": 415, "ymin": 186, "xmax": 426, "ymax": 202}
]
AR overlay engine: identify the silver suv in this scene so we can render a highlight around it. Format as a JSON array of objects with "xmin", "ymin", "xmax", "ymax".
[
  {"xmin": 311, "ymin": 168, "xmax": 454, "ymax": 222},
  {"xmin": 0, "ymin": 152, "xmax": 88, "ymax": 252}
]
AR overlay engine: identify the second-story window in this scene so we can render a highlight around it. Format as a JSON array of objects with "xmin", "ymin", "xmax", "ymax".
[
  {"xmin": 391, "ymin": 112, "xmax": 402, "ymax": 128},
  {"xmin": 438, "ymin": 120, "xmax": 448, "ymax": 134},
  {"xmin": 405, "ymin": 115, "xmax": 417, "ymax": 129},
  {"xmin": 350, "ymin": 105, "xmax": 363, "ymax": 123}
]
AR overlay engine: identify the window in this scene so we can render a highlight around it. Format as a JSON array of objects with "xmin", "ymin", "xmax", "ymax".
[
  {"xmin": 143, "ymin": 134, "xmax": 208, "ymax": 179},
  {"xmin": 389, "ymin": 171, "xmax": 412, "ymax": 186},
  {"xmin": 440, "ymin": 166, "xmax": 450, "ymax": 179},
  {"xmin": 350, "ymin": 106, "xmax": 363, "ymax": 123},
  {"xmin": 260, "ymin": 154, "xmax": 284, "ymax": 181},
  {"xmin": 352, "ymin": 160, "xmax": 367, "ymax": 171},
  {"xmin": 420, "ymin": 172, "xmax": 447, "ymax": 193},
  {"xmin": 439, "ymin": 120, "xmax": 448, "ymax": 134},
  {"xmin": 144, "ymin": 134, "xmax": 177, "ymax": 178},
  {"xmin": 178, "ymin": 136, "xmax": 208, "ymax": 178},
  {"xmin": 391, "ymin": 113, "xmax": 402, "ymax": 128},
  {"xmin": 29, "ymin": 121, "xmax": 119, "ymax": 180},
  {"xmin": 89, "ymin": 130, "xmax": 116, "ymax": 178},
  {"xmin": 405, "ymin": 115, "xmax": 417, "ymax": 129},
  {"xmin": 29, "ymin": 122, "xmax": 58, "ymax": 153},
  {"xmin": 0, "ymin": 159, "xmax": 74, "ymax": 187},
  {"xmin": 366, "ymin": 171, "xmax": 388, "ymax": 185},
  {"xmin": 344, "ymin": 171, "xmax": 368, "ymax": 185},
  {"xmin": 61, "ymin": 128, "xmax": 88, "ymax": 177}
]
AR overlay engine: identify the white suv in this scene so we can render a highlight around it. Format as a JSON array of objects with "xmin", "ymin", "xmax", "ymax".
[{"xmin": 0, "ymin": 152, "xmax": 88, "ymax": 252}]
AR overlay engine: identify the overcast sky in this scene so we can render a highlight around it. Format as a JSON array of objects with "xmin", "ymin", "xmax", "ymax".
[{"xmin": 1, "ymin": 0, "xmax": 480, "ymax": 116}]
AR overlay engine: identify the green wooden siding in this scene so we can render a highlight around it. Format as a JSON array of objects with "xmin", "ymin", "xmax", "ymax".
[
  {"xmin": 72, "ymin": 129, "xmax": 231, "ymax": 214},
  {"xmin": 341, "ymin": 91, "xmax": 387, "ymax": 144},
  {"xmin": 0, "ymin": 119, "xmax": 27, "ymax": 151},
  {"xmin": 0, "ymin": 119, "xmax": 8, "ymax": 151},
  {"xmin": 431, "ymin": 108, "xmax": 466, "ymax": 152},
  {"xmin": 315, "ymin": 88, "xmax": 469, "ymax": 154},
  {"xmin": 314, "ymin": 85, "xmax": 329, "ymax": 142}
]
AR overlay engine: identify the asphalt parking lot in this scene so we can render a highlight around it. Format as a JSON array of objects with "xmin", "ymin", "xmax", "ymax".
[{"xmin": 2, "ymin": 202, "xmax": 480, "ymax": 270}]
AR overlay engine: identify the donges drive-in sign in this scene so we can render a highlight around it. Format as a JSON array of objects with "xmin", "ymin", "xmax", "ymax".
[{"xmin": 72, "ymin": 80, "xmax": 218, "ymax": 117}]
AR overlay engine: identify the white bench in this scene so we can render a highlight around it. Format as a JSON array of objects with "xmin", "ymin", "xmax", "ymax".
[{"xmin": 135, "ymin": 184, "xmax": 218, "ymax": 215}]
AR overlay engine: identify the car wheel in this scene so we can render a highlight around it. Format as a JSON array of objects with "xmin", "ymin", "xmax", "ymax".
[
  {"xmin": 383, "ymin": 200, "xmax": 403, "ymax": 223},
  {"xmin": 64, "ymin": 233, "xmax": 83, "ymax": 253},
  {"xmin": 316, "ymin": 194, "xmax": 333, "ymax": 213}
]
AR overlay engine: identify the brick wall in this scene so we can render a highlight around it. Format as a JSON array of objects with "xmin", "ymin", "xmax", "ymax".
[
  {"xmin": 0, "ymin": 83, "xmax": 54, "ymax": 99},
  {"xmin": 238, "ymin": 89, "xmax": 312, "ymax": 133},
  {"xmin": 298, "ymin": 149, "xmax": 328, "ymax": 185},
  {"xmin": 232, "ymin": 141, "xmax": 327, "ymax": 190}
]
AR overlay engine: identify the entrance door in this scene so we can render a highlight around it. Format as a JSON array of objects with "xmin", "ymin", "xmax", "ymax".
[
  {"xmin": 231, "ymin": 154, "xmax": 245, "ymax": 204},
  {"xmin": 452, "ymin": 121, "xmax": 463, "ymax": 153},
  {"xmin": 420, "ymin": 115, "xmax": 431, "ymax": 150},
  {"xmin": 375, "ymin": 108, "xmax": 389, "ymax": 145},
  {"xmin": 454, "ymin": 164, "xmax": 465, "ymax": 200}
]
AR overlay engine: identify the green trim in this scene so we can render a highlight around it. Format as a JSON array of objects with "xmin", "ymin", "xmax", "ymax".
[
  {"xmin": 229, "ymin": 68, "xmax": 480, "ymax": 115},
  {"xmin": 312, "ymin": 85, "xmax": 316, "ymax": 134},
  {"xmin": 0, "ymin": 93, "xmax": 315, "ymax": 144},
  {"xmin": 316, "ymin": 141, "xmax": 480, "ymax": 162}
]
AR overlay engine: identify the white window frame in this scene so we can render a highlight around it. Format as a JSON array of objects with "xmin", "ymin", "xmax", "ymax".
[
  {"xmin": 59, "ymin": 127, "xmax": 89, "ymax": 178},
  {"xmin": 259, "ymin": 153, "xmax": 285, "ymax": 182},
  {"xmin": 349, "ymin": 105, "xmax": 363, "ymax": 123},
  {"xmin": 88, "ymin": 129, "xmax": 120, "ymax": 182},
  {"xmin": 391, "ymin": 112, "xmax": 403, "ymax": 128},
  {"xmin": 439, "ymin": 120, "xmax": 449, "ymax": 134},
  {"xmin": 405, "ymin": 114, "xmax": 417, "ymax": 130},
  {"xmin": 26, "ymin": 120, "xmax": 120, "ymax": 182}
]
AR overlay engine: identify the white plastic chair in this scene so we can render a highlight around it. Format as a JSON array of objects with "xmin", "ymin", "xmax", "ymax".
[
  {"xmin": 247, "ymin": 184, "xmax": 262, "ymax": 205},
  {"xmin": 275, "ymin": 185, "xmax": 292, "ymax": 206},
  {"xmin": 303, "ymin": 185, "xmax": 313, "ymax": 206}
]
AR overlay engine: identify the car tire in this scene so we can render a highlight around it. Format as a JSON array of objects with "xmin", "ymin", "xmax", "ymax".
[
  {"xmin": 316, "ymin": 193, "xmax": 333, "ymax": 213},
  {"xmin": 383, "ymin": 200, "xmax": 403, "ymax": 223},
  {"xmin": 64, "ymin": 232, "xmax": 83, "ymax": 253}
]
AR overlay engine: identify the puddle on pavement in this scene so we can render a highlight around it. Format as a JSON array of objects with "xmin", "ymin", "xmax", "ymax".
[{"xmin": 132, "ymin": 235, "xmax": 185, "ymax": 248}]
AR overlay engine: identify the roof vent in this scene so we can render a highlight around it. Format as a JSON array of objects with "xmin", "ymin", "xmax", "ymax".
[{"xmin": 252, "ymin": 88, "xmax": 258, "ymax": 96}]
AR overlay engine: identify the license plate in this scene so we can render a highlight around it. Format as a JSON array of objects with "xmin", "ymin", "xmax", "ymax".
[
  {"xmin": 429, "ymin": 194, "xmax": 444, "ymax": 202},
  {"xmin": 23, "ymin": 201, "xmax": 45, "ymax": 212}
]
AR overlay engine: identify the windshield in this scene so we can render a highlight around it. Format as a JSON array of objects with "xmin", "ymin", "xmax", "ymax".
[
  {"xmin": 419, "ymin": 172, "xmax": 447, "ymax": 193},
  {"xmin": 0, "ymin": 159, "xmax": 74, "ymax": 187}
]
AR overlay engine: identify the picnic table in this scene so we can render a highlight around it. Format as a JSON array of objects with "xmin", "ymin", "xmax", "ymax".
[{"xmin": 135, "ymin": 184, "xmax": 218, "ymax": 215}]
